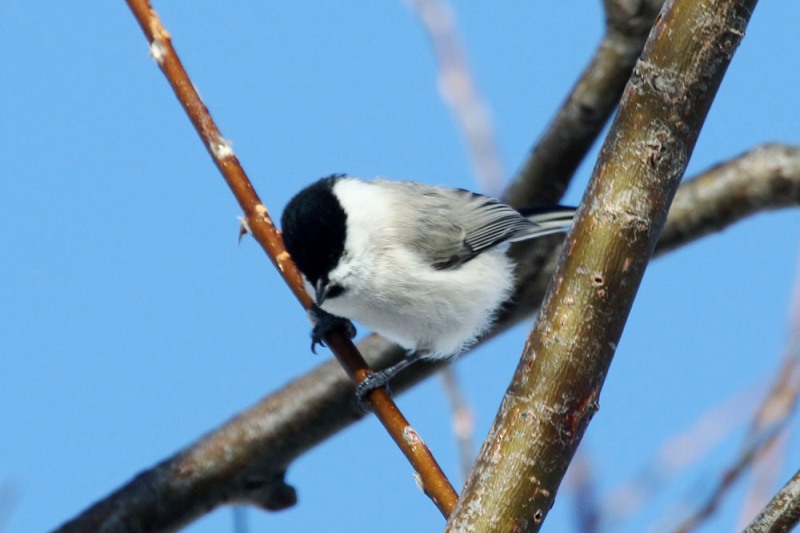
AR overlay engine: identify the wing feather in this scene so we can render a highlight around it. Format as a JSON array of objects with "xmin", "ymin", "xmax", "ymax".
[{"xmin": 376, "ymin": 181, "xmax": 574, "ymax": 270}]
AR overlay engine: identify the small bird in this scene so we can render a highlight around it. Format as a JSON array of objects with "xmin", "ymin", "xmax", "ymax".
[{"xmin": 281, "ymin": 174, "xmax": 574, "ymax": 400}]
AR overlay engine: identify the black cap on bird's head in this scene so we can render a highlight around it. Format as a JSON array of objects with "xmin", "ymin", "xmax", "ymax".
[{"xmin": 281, "ymin": 175, "xmax": 348, "ymax": 300}]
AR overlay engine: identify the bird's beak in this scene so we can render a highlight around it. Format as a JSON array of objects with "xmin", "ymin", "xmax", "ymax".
[{"xmin": 315, "ymin": 279, "xmax": 328, "ymax": 305}]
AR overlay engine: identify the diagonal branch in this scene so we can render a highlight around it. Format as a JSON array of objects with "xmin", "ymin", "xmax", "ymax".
[
  {"xmin": 671, "ymin": 423, "xmax": 790, "ymax": 533},
  {"xmin": 122, "ymin": 0, "xmax": 457, "ymax": 521},
  {"xmin": 55, "ymin": 142, "xmax": 799, "ymax": 532},
  {"xmin": 447, "ymin": 0, "xmax": 759, "ymax": 531},
  {"xmin": 409, "ymin": 0, "xmax": 505, "ymax": 196}
]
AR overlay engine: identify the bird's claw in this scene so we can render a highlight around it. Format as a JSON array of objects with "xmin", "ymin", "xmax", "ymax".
[
  {"xmin": 309, "ymin": 305, "xmax": 356, "ymax": 354},
  {"xmin": 353, "ymin": 354, "xmax": 419, "ymax": 411},
  {"xmin": 354, "ymin": 370, "xmax": 393, "ymax": 412}
]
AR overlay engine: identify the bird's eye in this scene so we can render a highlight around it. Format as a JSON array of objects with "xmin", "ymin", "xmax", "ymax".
[{"xmin": 326, "ymin": 284, "xmax": 346, "ymax": 299}]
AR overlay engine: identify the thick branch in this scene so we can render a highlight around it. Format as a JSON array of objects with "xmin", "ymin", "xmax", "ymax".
[
  {"xmin": 55, "ymin": 142, "xmax": 798, "ymax": 532},
  {"xmin": 504, "ymin": 0, "xmax": 665, "ymax": 208},
  {"xmin": 658, "ymin": 144, "xmax": 800, "ymax": 253},
  {"xmin": 447, "ymin": 1, "xmax": 759, "ymax": 531}
]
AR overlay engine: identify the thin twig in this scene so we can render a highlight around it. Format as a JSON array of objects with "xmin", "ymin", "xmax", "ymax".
[
  {"xmin": 124, "ymin": 0, "xmax": 457, "ymax": 519},
  {"xmin": 408, "ymin": 0, "xmax": 505, "ymax": 196},
  {"xmin": 409, "ymin": 0, "xmax": 489, "ymax": 484},
  {"xmin": 738, "ymin": 431, "xmax": 791, "ymax": 530},
  {"xmin": 232, "ymin": 506, "xmax": 249, "ymax": 533},
  {"xmin": 0, "ymin": 480, "xmax": 20, "ymax": 533},
  {"xmin": 566, "ymin": 451, "xmax": 600, "ymax": 533},
  {"xmin": 739, "ymin": 262, "xmax": 800, "ymax": 528},
  {"xmin": 439, "ymin": 368, "xmax": 476, "ymax": 482},
  {"xmin": 672, "ymin": 254, "xmax": 800, "ymax": 533},
  {"xmin": 602, "ymin": 381, "xmax": 764, "ymax": 527},
  {"xmin": 671, "ymin": 425, "xmax": 789, "ymax": 533}
]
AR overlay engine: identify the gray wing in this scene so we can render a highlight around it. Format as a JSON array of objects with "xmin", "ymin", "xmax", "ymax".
[
  {"xmin": 452, "ymin": 195, "xmax": 540, "ymax": 263},
  {"xmin": 381, "ymin": 181, "xmax": 573, "ymax": 270}
]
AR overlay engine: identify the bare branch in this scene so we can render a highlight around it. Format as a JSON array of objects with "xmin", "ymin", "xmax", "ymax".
[
  {"xmin": 440, "ymin": 368, "xmax": 476, "ymax": 482},
  {"xmin": 122, "ymin": 0, "xmax": 457, "ymax": 520},
  {"xmin": 671, "ymin": 425, "xmax": 787, "ymax": 533},
  {"xmin": 738, "ymin": 263, "xmax": 800, "ymax": 528},
  {"xmin": 673, "ymin": 255, "xmax": 800, "ymax": 532},
  {"xmin": 447, "ymin": 1, "xmax": 759, "ymax": 530},
  {"xmin": 658, "ymin": 144, "xmax": 800, "ymax": 254},
  {"xmin": 408, "ymin": 0, "xmax": 505, "ymax": 195},
  {"xmin": 738, "ymin": 433, "xmax": 791, "ymax": 531},
  {"xmin": 603, "ymin": 381, "xmax": 763, "ymax": 527}
]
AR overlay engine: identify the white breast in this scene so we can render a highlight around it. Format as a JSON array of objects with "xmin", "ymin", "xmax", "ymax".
[{"xmin": 321, "ymin": 178, "xmax": 515, "ymax": 359}]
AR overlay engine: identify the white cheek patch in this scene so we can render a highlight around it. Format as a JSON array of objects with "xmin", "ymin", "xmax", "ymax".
[{"xmin": 333, "ymin": 179, "xmax": 396, "ymax": 258}]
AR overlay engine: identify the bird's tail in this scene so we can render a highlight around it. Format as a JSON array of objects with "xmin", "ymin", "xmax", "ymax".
[{"xmin": 514, "ymin": 205, "xmax": 576, "ymax": 240}]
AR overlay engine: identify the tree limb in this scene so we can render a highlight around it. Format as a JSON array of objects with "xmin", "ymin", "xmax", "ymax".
[
  {"xmin": 447, "ymin": 0, "xmax": 759, "ymax": 530},
  {"xmin": 659, "ymin": 144, "xmax": 800, "ymax": 253},
  {"xmin": 122, "ymin": 0, "xmax": 457, "ymax": 520}
]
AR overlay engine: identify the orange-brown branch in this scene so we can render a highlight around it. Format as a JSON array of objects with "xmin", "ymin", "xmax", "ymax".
[{"xmin": 125, "ymin": 0, "xmax": 457, "ymax": 517}]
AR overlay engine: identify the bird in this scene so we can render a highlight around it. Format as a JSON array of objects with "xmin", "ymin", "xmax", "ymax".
[{"xmin": 280, "ymin": 174, "xmax": 575, "ymax": 401}]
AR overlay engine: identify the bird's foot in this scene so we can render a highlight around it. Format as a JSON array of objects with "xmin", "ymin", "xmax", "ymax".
[
  {"xmin": 309, "ymin": 305, "xmax": 356, "ymax": 354},
  {"xmin": 354, "ymin": 353, "xmax": 419, "ymax": 411}
]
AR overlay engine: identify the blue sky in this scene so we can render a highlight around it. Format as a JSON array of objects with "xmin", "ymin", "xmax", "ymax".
[{"xmin": 2, "ymin": 2, "xmax": 799, "ymax": 532}]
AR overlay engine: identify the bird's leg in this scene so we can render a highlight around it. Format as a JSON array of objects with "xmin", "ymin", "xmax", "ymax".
[
  {"xmin": 309, "ymin": 305, "xmax": 357, "ymax": 354},
  {"xmin": 355, "ymin": 351, "xmax": 422, "ymax": 410}
]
